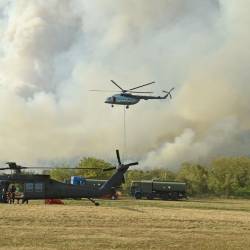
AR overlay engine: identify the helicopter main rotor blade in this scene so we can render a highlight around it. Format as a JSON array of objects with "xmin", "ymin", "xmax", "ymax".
[
  {"xmin": 129, "ymin": 91, "xmax": 154, "ymax": 94},
  {"xmin": 89, "ymin": 90, "xmax": 120, "ymax": 93},
  {"xmin": 125, "ymin": 162, "xmax": 139, "ymax": 167},
  {"xmin": 56, "ymin": 167, "xmax": 102, "ymax": 170},
  {"xmin": 102, "ymin": 166, "xmax": 116, "ymax": 172},
  {"xmin": 90, "ymin": 90, "xmax": 153, "ymax": 94},
  {"xmin": 110, "ymin": 80, "xmax": 125, "ymax": 92},
  {"xmin": 128, "ymin": 81, "xmax": 155, "ymax": 91},
  {"xmin": 23, "ymin": 167, "xmax": 102, "ymax": 170},
  {"xmin": 116, "ymin": 149, "xmax": 122, "ymax": 165}
]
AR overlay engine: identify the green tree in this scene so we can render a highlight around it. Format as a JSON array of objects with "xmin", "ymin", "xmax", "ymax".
[
  {"xmin": 48, "ymin": 157, "xmax": 115, "ymax": 182},
  {"xmin": 208, "ymin": 157, "xmax": 250, "ymax": 196},
  {"xmin": 49, "ymin": 167, "xmax": 75, "ymax": 182},
  {"xmin": 75, "ymin": 157, "xmax": 115, "ymax": 179},
  {"xmin": 176, "ymin": 163, "xmax": 208, "ymax": 195}
]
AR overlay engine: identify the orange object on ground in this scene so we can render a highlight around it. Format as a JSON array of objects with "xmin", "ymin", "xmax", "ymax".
[{"xmin": 45, "ymin": 199, "xmax": 64, "ymax": 205}]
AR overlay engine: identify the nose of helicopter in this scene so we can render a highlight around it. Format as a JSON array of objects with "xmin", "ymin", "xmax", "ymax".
[{"xmin": 105, "ymin": 97, "xmax": 111, "ymax": 103}]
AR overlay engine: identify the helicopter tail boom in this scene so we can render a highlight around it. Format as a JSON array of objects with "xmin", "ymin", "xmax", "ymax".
[
  {"xmin": 98, "ymin": 150, "xmax": 138, "ymax": 195},
  {"xmin": 98, "ymin": 163, "xmax": 138, "ymax": 195}
]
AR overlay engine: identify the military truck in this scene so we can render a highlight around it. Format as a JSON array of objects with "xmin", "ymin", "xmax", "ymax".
[{"xmin": 130, "ymin": 180, "xmax": 187, "ymax": 200}]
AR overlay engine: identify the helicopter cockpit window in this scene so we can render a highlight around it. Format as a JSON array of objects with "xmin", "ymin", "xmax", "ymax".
[
  {"xmin": 25, "ymin": 183, "xmax": 33, "ymax": 192},
  {"xmin": 35, "ymin": 183, "xmax": 43, "ymax": 192}
]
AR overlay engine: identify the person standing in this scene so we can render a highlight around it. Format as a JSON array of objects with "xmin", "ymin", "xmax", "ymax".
[{"xmin": 9, "ymin": 184, "xmax": 16, "ymax": 204}]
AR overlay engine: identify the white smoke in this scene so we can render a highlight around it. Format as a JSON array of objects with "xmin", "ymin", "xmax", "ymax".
[
  {"xmin": 0, "ymin": 0, "xmax": 249, "ymax": 168},
  {"xmin": 142, "ymin": 117, "xmax": 250, "ymax": 170}
]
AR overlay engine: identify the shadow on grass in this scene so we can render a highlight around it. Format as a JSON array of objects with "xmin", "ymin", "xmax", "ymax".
[{"xmin": 119, "ymin": 206, "xmax": 145, "ymax": 213}]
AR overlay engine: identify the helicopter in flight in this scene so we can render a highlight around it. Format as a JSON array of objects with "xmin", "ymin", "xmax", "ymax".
[
  {"xmin": 91, "ymin": 80, "xmax": 174, "ymax": 109},
  {"xmin": 0, "ymin": 150, "xmax": 138, "ymax": 206}
]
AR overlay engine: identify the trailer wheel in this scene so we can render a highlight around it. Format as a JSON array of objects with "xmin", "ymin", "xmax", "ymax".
[{"xmin": 134, "ymin": 191, "xmax": 142, "ymax": 199}]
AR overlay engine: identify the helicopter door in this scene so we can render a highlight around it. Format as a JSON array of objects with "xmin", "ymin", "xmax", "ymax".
[
  {"xmin": 0, "ymin": 181, "xmax": 10, "ymax": 203},
  {"xmin": 112, "ymin": 96, "xmax": 116, "ymax": 103},
  {"xmin": 24, "ymin": 182, "xmax": 45, "ymax": 198}
]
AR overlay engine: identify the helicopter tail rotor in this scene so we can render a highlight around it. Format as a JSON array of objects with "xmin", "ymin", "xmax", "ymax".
[
  {"xmin": 163, "ymin": 87, "xmax": 174, "ymax": 99},
  {"xmin": 116, "ymin": 149, "xmax": 121, "ymax": 165},
  {"xmin": 103, "ymin": 149, "xmax": 138, "ymax": 172},
  {"xmin": 102, "ymin": 150, "xmax": 138, "ymax": 183},
  {"xmin": 99, "ymin": 149, "xmax": 138, "ymax": 193}
]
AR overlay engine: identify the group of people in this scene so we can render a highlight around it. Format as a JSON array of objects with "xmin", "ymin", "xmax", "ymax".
[
  {"xmin": 7, "ymin": 184, "xmax": 17, "ymax": 204},
  {"xmin": 1, "ymin": 184, "xmax": 16, "ymax": 203},
  {"xmin": 1, "ymin": 184, "xmax": 28, "ymax": 204}
]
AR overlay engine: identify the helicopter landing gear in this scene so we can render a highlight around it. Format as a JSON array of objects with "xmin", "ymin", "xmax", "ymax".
[
  {"xmin": 111, "ymin": 104, "xmax": 114, "ymax": 108},
  {"xmin": 126, "ymin": 105, "xmax": 129, "ymax": 109},
  {"xmin": 88, "ymin": 198, "xmax": 100, "ymax": 206}
]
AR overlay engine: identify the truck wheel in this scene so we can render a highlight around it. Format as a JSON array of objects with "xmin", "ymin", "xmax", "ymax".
[
  {"xmin": 171, "ymin": 192, "xmax": 178, "ymax": 200},
  {"xmin": 161, "ymin": 194, "xmax": 169, "ymax": 200},
  {"xmin": 134, "ymin": 192, "xmax": 142, "ymax": 199},
  {"xmin": 146, "ymin": 194, "xmax": 154, "ymax": 200}
]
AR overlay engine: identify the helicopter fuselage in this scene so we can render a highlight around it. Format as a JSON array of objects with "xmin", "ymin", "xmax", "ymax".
[
  {"xmin": 105, "ymin": 93, "xmax": 140, "ymax": 106},
  {"xmin": 0, "ymin": 174, "xmax": 105, "ymax": 200},
  {"xmin": 104, "ymin": 91, "xmax": 171, "ymax": 107}
]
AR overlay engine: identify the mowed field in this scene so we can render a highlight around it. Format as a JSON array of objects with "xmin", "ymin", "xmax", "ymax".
[{"xmin": 1, "ymin": 198, "xmax": 250, "ymax": 250}]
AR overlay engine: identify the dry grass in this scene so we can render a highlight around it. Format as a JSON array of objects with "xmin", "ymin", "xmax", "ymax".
[{"xmin": 0, "ymin": 198, "xmax": 250, "ymax": 250}]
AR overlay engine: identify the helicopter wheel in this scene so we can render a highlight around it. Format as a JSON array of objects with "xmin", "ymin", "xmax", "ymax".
[
  {"xmin": 111, "ymin": 105, "xmax": 114, "ymax": 108},
  {"xmin": 126, "ymin": 105, "xmax": 129, "ymax": 109}
]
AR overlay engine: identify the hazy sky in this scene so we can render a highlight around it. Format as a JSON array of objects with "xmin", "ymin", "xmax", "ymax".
[{"xmin": 0, "ymin": 0, "xmax": 249, "ymax": 169}]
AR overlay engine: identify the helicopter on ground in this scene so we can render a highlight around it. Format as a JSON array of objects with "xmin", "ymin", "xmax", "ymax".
[
  {"xmin": 91, "ymin": 80, "xmax": 174, "ymax": 108},
  {"xmin": 0, "ymin": 150, "xmax": 137, "ymax": 206}
]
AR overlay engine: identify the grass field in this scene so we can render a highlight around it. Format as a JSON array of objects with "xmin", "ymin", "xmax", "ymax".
[{"xmin": 0, "ymin": 198, "xmax": 250, "ymax": 250}]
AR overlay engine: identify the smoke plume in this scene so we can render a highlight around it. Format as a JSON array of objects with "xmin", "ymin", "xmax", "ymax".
[{"xmin": 0, "ymin": 0, "xmax": 249, "ymax": 169}]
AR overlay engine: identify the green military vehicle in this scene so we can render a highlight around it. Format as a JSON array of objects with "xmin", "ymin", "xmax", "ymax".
[{"xmin": 130, "ymin": 180, "xmax": 187, "ymax": 200}]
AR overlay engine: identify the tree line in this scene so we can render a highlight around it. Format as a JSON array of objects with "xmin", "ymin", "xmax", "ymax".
[{"xmin": 47, "ymin": 156, "xmax": 250, "ymax": 197}]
